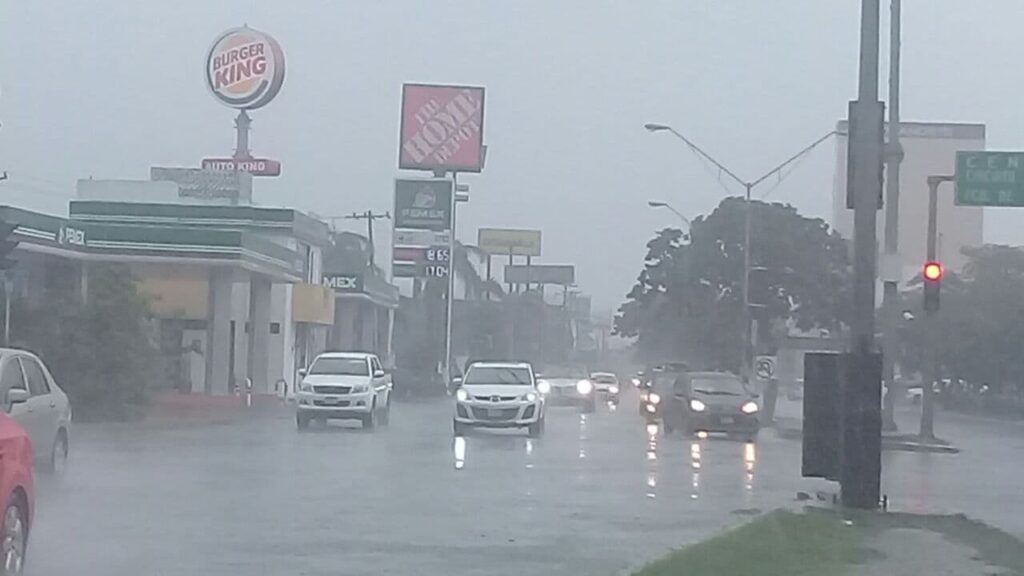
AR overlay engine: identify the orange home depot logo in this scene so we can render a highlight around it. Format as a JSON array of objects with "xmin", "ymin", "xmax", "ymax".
[{"xmin": 205, "ymin": 27, "xmax": 285, "ymax": 110}]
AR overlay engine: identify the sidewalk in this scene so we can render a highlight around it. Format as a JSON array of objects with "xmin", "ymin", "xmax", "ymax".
[{"xmin": 143, "ymin": 391, "xmax": 289, "ymax": 426}]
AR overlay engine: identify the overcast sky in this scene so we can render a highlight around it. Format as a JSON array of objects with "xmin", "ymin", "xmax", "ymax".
[{"xmin": 3, "ymin": 1, "xmax": 1023, "ymax": 315}]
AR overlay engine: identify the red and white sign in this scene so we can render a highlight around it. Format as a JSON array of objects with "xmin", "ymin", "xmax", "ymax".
[
  {"xmin": 399, "ymin": 84, "xmax": 485, "ymax": 173},
  {"xmin": 205, "ymin": 27, "xmax": 285, "ymax": 110},
  {"xmin": 202, "ymin": 157, "xmax": 282, "ymax": 177}
]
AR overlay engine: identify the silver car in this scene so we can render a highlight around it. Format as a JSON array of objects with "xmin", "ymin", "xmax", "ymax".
[{"xmin": 0, "ymin": 349, "xmax": 71, "ymax": 472}]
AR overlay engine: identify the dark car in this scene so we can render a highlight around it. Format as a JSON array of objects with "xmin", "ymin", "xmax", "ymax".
[{"xmin": 662, "ymin": 371, "xmax": 760, "ymax": 441}]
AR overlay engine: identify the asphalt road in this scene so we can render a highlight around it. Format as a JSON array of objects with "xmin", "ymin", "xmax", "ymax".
[
  {"xmin": 26, "ymin": 392, "xmax": 1024, "ymax": 575},
  {"xmin": 27, "ymin": 391, "xmax": 802, "ymax": 576}
]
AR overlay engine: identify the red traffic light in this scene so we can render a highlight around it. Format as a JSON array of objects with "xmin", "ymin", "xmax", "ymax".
[{"xmin": 923, "ymin": 261, "xmax": 943, "ymax": 282}]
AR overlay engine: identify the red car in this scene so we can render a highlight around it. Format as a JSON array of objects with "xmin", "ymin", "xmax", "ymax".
[{"xmin": 0, "ymin": 413, "xmax": 33, "ymax": 575}]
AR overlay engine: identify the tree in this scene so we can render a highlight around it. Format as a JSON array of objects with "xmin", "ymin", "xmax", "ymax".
[
  {"xmin": 899, "ymin": 245, "xmax": 1024, "ymax": 429},
  {"xmin": 12, "ymin": 264, "xmax": 158, "ymax": 420},
  {"xmin": 616, "ymin": 197, "xmax": 850, "ymax": 370}
]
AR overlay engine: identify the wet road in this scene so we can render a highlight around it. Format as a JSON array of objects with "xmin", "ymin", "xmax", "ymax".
[{"xmin": 27, "ymin": 392, "xmax": 801, "ymax": 575}]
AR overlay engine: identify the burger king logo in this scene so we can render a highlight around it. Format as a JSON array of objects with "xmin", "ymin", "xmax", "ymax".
[{"xmin": 205, "ymin": 26, "xmax": 285, "ymax": 110}]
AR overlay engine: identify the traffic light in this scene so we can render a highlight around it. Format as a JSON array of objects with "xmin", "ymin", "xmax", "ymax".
[
  {"xmin": 0, "ymin": 221, "xmax": 19, "ymax": 270},
  {"xmin": 922, "ymin": 260, "xmax": 943, "ymax": 313}
]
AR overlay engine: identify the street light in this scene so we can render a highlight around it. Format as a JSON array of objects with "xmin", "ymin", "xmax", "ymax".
[
  {"xmin": 645, "ymin": 122, "xmax": 836, "ymax": 380},
  {"xmin": 647, "ymin": 200, "xmax": 692, "ymax": 228}
]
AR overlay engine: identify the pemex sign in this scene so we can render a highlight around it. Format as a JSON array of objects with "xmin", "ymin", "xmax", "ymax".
[{"xmin": 399, "ymin": 83, "xmax": 485, "ymax": 173}]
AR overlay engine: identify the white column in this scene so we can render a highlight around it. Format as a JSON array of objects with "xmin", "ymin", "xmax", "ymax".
[
  {"xmin": 205, "ymin": 268, "xmax": 233, "ymax": 395},
  {"xmin": 247, "ymin": 275, "xmax": 272, "ymax": 394}
]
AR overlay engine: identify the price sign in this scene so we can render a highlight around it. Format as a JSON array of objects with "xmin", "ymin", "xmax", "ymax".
[
  {"xmin": 426, "ymin": 247, "xmax": 450, "ymax": 262},
  {"xmin": 424, "ymin": 265, "xmax": 449, "ymax": 278}
]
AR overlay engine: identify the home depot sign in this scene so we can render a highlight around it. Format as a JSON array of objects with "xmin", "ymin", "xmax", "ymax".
[{"xmin": 399, "ymin": 84, "xmax": 485, "ymax": 173}]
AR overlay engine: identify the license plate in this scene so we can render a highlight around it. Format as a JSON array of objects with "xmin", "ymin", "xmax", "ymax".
[
  {"xmin": 488, "ymin": 408, "xmax": 502, "ymax": 417},
  {"xmin": 720, "ymin": 416, "xmax": 734, "ymax": 425},
  {"xmin": 322, "ymin": 397, "xmax": 341, "ymax": 405}
]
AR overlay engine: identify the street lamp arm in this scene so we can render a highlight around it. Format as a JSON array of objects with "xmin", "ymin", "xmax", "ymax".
[
  {"xmin": 663, "ymin": 127, "xmax": 747, "ymax": 188},
  {"xmin": 750, "ymin": 130, "xmax": 838, "ymax": 188},
  {"xmin": 664, "ymin": 205, "xmax": 692, "ymax": 228}
]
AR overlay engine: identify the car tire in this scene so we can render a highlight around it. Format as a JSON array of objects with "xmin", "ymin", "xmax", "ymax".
[
  {"xmin": 528, "ymin": 418, "xmax": 544, "ymax": 438},
  {"xmin": 453, "ymin": 420, "xmax": 467, "ymax": 436},
  {"xmin": 44, "ymin": 429, "xmax": 68, "ymax": 474},
  {"xmin": 1, "ymin": 494, "xmax": 27, "ymax": 576},
  {"xmin": 379, "ymin": 401, "xmax": 391, "ymax": 427},
  {"xmin": 362, "ymin": 403, "xmax": 377, "ymax": 430},
  {"xmin": 296, "ymin": 412, "xmax": 310, "ymax": 431}
]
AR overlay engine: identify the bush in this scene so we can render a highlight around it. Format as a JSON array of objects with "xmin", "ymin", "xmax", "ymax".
[{"xmin": 9, "ymin": 264, "xmax": 159, "ymax": 421}]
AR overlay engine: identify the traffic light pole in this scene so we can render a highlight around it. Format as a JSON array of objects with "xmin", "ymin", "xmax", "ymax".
[{"xmin": 921, "ymin": 175, "xmax": 953, "ymax": 438}]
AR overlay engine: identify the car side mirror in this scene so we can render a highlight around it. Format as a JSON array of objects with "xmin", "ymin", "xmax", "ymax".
[
  {"xmin": 298, "ymin": 368, "xmax": 307, "ymax": 377},
  {"xmin": 451, "ymin": 376, "xmax": 463, "ymax": 386},
  {"xmin": 374, "ymin": 370, "xmax": 386, "ymax": 378},
  {"xmin": 7, "ymin": 388, "xmax": 29, "ymax": 407}
]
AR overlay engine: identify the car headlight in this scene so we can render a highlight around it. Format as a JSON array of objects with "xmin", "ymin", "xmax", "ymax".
[
  {"xmin": 576, "ymin": 380, "xmax": 593, "ymax": 395},
  {"xmin": 524, "ymin": 392, "xmax": 538, "ymax": 402},
  {"xmin": 537, "ymin": 380, "xmax": 551, "ymax": 394},
  {"xmin": 609, "ymin": 385, "xmax": 620, "ymax": 394},
  {"xmin": 690, "ymin": 399, "xmax": 707, "ymax": 412},
  {"xmin": 351, "ymin": 385, "xmax": 369, "ymax": 394},
  {"xmin": 631, "ymin": 378, "xmax": 641, "ymax": 386},
  {"xmin": 647, "ymin": 392, "xmax": 661, "ymax": 404},
  {"xmin": 300, "ymin": 382, "xmax": 313, "ymax": 393},
  {"xmin": 456, "ymin": 388, "xmax": 469, "ymax": 402},
  {"xmin": 741, "ymin": 401, "xmax": 759, "ymax": 414}
]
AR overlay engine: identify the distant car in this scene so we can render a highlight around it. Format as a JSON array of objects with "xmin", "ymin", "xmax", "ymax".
[
  {"xmin": 536, "ymin": 367, "xmax": 596, "ymax": 413},
  {"xmin": 0, "ymin": 349, "xmax": 71, "ymax": 473},
  {"xmin": 663, "ymin": 371, "xmax": 760, "ymax": 441},
  {"xmin": 590, "ymin": 372, "xmax": 621, "ymax": 401},
  {"xmin": 0, "ymin": 412, "xmax": 34, "ymax": 575},
  {"xmin": 453, "ymin": 362, "xmax": 545, "ymax": 437},
  {"xmin": 295, "ymin": 352, "xmax": 392, "ymax": 430}
]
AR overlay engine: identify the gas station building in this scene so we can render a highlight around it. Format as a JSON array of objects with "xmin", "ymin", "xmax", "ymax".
[{"xmin": 2, "ymin": 191, "xmax": 396, "ymax": 397}]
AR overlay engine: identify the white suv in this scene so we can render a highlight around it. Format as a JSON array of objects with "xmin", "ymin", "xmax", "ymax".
[
  {"xmin": 453, "ymin": 362, "xmax": 545, "ymax": 437},
  {"xmin": 296, "ymin": 352, "xmax": 391, "ymax": 430}
]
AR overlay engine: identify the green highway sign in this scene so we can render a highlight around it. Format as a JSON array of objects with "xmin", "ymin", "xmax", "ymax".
[{"xmin": 955, "ymin": 151, "xmax": 1024, "ymax": 207}]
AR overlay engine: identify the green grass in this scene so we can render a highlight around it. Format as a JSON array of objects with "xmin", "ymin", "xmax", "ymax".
[
  {"xmin": 632, "ymin": 507, "xmax": 1024, "ymax": 576},
  {"xmin": 632, "ymin": 509, "xmax": 866, "ymax": 576}
]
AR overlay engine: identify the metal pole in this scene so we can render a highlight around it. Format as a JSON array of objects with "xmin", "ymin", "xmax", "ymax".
[
  {"xmin": 882, "ymin": 0, "xmax": 903, "ymax": 431},
  {"xmin": 842, "ymin": 0, "xmax": 884, "ymax": 510},
  {"xmin": 365, "ymin": 211, "xmax": 376, "ymax": 268},
  {"xmin": 3, "ymin": 283, "xmax": 9, "ymax": 346},
  {"xmin": 234, "ymin": 110, "xmax": 252, "ymax": 161},
  {"xmin": 920, "ymin": 176, "xmax": 952, "ymax": 438},
  {"xmin": 443, "ymin": 173, "xmax": 458, "ymax": 383},
  {"xmin": 485, "ymin": 254, "xmax": 492, "ymax": 301},
  {"xmin": 742, "ymin": 183, "xmax": 753, "ymax": 381}
]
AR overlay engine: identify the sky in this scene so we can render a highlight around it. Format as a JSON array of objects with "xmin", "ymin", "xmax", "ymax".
[{"xmin": 3, "ymin": 1, "xmax": 1024, "ymax": 317}]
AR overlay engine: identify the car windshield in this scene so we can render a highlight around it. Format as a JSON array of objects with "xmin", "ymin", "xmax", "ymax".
[
  {"xmin": 309, "ymin": 358, "xmax": 369, "ymax": 376},
  {"xmin": 691, "ymin": 376, "xmax": 748, "ymax": 396},
  {"xmin": 592, "ymin": 374, "xmax": 617, "ymax": 384},
  {"xmin": 464, "ymin": 367, "xmax": 532, "ymax": 386}
]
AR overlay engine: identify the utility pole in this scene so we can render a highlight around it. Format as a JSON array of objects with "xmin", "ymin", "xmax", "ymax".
[
  {"xmin": 343, "ymin": 211, "xmax": 392, "ymax": 268},
  {"xmin": 842, "ymin": 0, "xmax": 885, "ymax": 509},
  {"xmin": 881, "ymin": 0, "xmax": 905, "ymax": 432}
]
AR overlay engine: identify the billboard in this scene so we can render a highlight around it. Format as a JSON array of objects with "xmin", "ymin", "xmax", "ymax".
[
  {"xmin": 399, "ymin": 84, "xmax": 485, "ymax": 173},
  {"xmin": 478, "ymin": 228, "xmax": 542, "ymax": 257},
  {"xmin": 504, "ymin": 264, "xmax": 575, "ymax": 285},
  {"xmin": 394, "ymin": 179, "xmax": 453, "ymax": 231},
  {"xmin": 150, "ymin": 167, "xmax": 252, "ymax": 204},
  {"xmin": 206, "ymin": 27, "xmax": 285, "ymax": 110}
]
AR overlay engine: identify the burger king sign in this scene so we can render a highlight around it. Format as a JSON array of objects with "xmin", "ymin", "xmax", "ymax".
[{"xmin": 205, "ymin": 27, "xmax": 285, "ymax": 110}]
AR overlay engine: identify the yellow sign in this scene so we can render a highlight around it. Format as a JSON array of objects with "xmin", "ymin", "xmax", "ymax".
[{"xmin": 477, "ymin": 228, "xmax": 541, "ymax": 257}]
